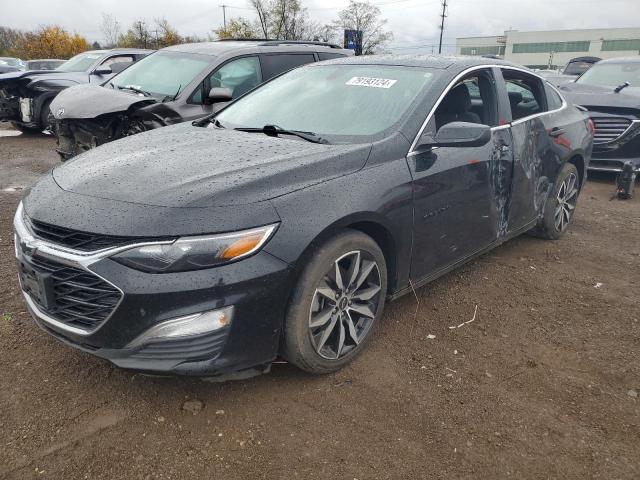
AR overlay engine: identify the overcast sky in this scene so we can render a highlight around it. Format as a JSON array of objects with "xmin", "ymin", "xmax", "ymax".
[{"xmin": 3, "ymin": 0, "xmax": 639, "ymax": 53}]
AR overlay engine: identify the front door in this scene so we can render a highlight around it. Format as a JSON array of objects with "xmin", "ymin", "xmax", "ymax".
[{"xmin": 408, "ymin": 69, "xmax": 513, "ymax": 282}]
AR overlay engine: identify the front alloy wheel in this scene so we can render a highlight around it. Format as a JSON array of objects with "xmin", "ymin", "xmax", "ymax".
[
  {"xmin": 309, "ymin": 251, "xmax": 382, "ymax": 360},
  {"xmin": 282, "ymin": 230, "xmax": 387, "ymax": 374}
]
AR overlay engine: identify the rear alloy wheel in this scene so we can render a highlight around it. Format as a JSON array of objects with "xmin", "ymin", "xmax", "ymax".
[
  {"xmin": 554, "ymin": 171, "xmax": 578, "ymax": 233},
  {"xmin": 529, "ymin": 162, "xmax": 580, "ymax": 240},
  {"xmin": 283, "ymin": 230, "xmax": 387, "ymax": 373}
]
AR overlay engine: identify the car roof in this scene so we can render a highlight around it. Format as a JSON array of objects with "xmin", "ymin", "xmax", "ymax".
[
  {"xmin": 105, "ymin": 48, "xmax": 155, "ymax": 54},
  {"xmin": 162, "ymin": 40, "xmax": 352, "ymax": 56},
  {"xmin": 27, "ymin": 59, "xmax": 65, "ymax": 62},
  {"xmin": 596, "ymin": 56, "xmax": 640, "ymax": 65},
  {"xmin": 316, "ymin": 54, "xmax": 520, "ymax": 70}
]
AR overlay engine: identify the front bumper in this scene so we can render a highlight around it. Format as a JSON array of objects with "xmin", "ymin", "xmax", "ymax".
[
  {"xmin": 588, "ymin": 118, "xmax": 640, "ymax": 173},
  {"xmin": 0, "ymin": 94, "xmax": 19, "ymax": 122},
  {"xmin": 14, "ymin": 207, "xmax": 295, "ymax": 376}
]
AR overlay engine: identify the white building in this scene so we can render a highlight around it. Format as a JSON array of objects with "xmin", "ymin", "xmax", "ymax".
[{"xmin": 457, "ymin": 27, "xmax": 640, "ymax": 69}]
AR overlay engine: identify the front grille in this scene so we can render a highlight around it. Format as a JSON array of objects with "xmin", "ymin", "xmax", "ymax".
[
  {"xmin": 26, "ymin": 217, "xmax": 141, "ymax": 252},
  {"xmin": 21, "ymin": 255, "xmax": 121, "ymax": 331},
  {"xmin": 592, "ymin": 117, "xmax": 632, "ymax": 144}
]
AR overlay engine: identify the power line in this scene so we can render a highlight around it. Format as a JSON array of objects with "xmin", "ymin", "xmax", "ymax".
[{"xmin": 438, "ymin": 0, "xmax": 447, "ymax": 54}]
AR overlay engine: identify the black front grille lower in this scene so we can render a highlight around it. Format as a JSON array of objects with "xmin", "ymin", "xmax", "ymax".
[
  {"xmin": 21, "ymin": 255, "xmax": 122, "ymax": 331},
  {"xmin": 26, "ymin": 217, "xmax": 139, "ymax": 252}
]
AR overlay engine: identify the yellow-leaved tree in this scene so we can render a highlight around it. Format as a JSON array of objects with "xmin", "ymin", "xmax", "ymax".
[{"xmin": 12, "ymin": 26, "xmax": 90, "ymax": 60}]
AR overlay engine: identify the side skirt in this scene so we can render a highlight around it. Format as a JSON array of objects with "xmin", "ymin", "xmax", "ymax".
[{"xmin": 388, "ymin": 218, "xmax": 537, "ymax": 301}]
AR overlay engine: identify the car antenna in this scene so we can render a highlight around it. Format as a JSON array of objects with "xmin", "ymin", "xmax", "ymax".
[{"xmin": 614, "ymin": 81, "xmax": 630, "ymax": 93}]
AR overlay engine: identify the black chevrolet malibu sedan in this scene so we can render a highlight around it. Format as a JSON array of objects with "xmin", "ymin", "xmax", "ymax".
[{"xmin": 14, "ymin": 55, "xmax": 593, "ymax": 377}]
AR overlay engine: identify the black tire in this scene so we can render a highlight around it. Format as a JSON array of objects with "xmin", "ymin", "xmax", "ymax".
[
  {"xmin": 529, "ymin": 162, "xmax": 580, "ymax": 240},
  {"xmin": 10, "ymin": 122, "xmax": 40, "ymax": 134},
  {"xmin": 40, "ymin": 99, "xmax": 52, "ymax": 131},
  {"xmin": 282, "ymin": 230, "xmax": 388, "ymax": 374}
]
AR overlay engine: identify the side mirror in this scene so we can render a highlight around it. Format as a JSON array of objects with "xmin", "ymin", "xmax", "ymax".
[
  {"xmin": 419, "ymin": 122, "xmax": 492, "ymax": 149},
  {"xmin": 93, "ymin": 66, "xmax": 112, "ymax": 75},
  {"xmin": 209, "ymin": 87, "xmax": 233, "ymax": 104}
]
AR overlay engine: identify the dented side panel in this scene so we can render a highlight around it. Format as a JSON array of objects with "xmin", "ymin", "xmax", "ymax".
[{"xmin": 407, "ymin": 127, "xmax": 509, "ymax": 281}]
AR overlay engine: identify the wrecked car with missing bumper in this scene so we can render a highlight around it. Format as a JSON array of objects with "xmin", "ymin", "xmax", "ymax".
[
  {"xmin": 49, "ymin": 40, "xmax": 353, "ymax": 159},
  {"xmin": 0, "ymin": 49, "xmax": 152, "ymax": 133},
  {"xmin": 15, "ymin": 56, "xmax": 592, "ymax": 378}
]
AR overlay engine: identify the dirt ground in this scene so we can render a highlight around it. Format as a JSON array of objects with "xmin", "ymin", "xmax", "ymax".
[{"xmin": 0, "ymin": 124, "xmax": 638, "ymax": 480}]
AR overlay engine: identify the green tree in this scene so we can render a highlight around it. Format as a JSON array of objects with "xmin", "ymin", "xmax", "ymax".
[{"xmin": 213, "ymin": 18, "xmax": 259, "ymax": 40}]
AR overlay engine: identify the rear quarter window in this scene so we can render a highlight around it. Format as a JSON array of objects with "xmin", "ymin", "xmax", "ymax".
[
  {"xmin": 545, "ymin": 83, "xmax": 564, "ymax": 110},
  {"xmin": 261, "ymin": 53, "xmax": 316, "ymax": 80}
]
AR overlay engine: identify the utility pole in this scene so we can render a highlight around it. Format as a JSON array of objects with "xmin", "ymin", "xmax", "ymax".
[
  {"xmin": 220, "ymin": 4, "xmax": 227, "ymax": 28},
  {"xmin": 438, "ymin": 0, "xmax": 448, "ymax": 54}
]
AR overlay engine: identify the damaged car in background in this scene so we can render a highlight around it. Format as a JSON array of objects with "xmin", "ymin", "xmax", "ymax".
[
  {"xmin": 49, "ymin": 40, "xmax": 353, "ymax": 159},
  {"xmin": 15, "ymin": 57, "xmax": 592, "ymax": 377},
  {"xmin": 0, "ymin": 48, "xmax": 152, "ymax": 133},
  {"xmin": 560, "ymin": 57, "xmax": 640, "ymax": 175}
]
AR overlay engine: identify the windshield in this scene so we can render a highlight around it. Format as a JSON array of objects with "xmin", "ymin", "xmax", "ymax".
[
  {"xmin": 109, "ymin": 51, "xmax": 212, "ymax": 98},
  {"xmin": 56, "ymin": 52, "xmax": 102, "ymax": 72},
  {"xmin": 576, "ymin": 62, "xmax": 640, "ymax": 88},
  {"xmin": 0, "ymin": 57, "xmax": 22, "ymax": 67},
  {"xmin": 215, "ymin": 64, "xmax": 436, "ymax": 143},
  {"xmin": 564, "ymin": 61, "xmax": 593, "ymax": 76}
]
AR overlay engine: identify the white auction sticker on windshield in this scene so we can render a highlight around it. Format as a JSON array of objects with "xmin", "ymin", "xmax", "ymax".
[{"xmin": 346, "ymin": 77, "xmax": 397, "ymax": 88}]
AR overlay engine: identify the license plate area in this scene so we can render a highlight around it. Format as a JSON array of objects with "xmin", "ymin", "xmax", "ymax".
[{"xmin": 18, "ymin": 258, "xmax": 55, "ymax": 311}]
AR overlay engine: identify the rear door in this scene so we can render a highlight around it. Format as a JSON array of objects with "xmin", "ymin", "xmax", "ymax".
[{"xmin": 498, "ymin": 68, "xmax": 560, "ymax": 232}]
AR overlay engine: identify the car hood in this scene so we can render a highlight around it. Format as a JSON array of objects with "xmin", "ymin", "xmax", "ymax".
[
  {"xmin": 560, "ymin": 82, "xmax": 640, "ymax": 110},
  {"xmin": 52, "ymin": 123, "xmax": 371, "ymax": 208},
  {"xmin": 51, "ymin": 84, "xmax": 157, "ymax": 120},
  {"xmin": 0, "ymin": 70, "xmax": 88, "ymax": 89}
]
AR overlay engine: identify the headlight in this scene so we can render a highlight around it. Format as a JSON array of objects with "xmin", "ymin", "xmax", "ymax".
[{"xmin": 112, "ymin": 224, "xmax": 278, "ymax": 273}]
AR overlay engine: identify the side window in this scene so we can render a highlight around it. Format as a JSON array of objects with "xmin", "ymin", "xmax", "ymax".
[
  {"xmin": 261, "ymin": 54, "xmax": 316, "ymax": 80},
  {"xmin": 318, "ymin": 52, "xmax": 347, "ymax": 61},
  {"xmin": 502, "ymin": 70, "xmax": 547, "ymax": 121},
  {"xmin": 209, "ymin": 56, "xmax": 262, "ymax": 99},
  {"xmin": 434, "ymin": 70, "xmax": 498, "ymax": 131},
  {"xmin": 101, "ymin": 55, "xmax": 134, "ymax": 67},
  {"xmin": 545, "ymin": 82, "xmax": 564, "ymax": 110}
]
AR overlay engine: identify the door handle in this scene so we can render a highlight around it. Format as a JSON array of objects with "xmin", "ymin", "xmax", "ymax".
[{"xmin": 549, "ymin": 127, "xmax": 565, "ymax": 138}]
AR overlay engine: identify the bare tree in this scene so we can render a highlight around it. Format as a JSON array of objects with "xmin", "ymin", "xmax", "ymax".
[
  {"xmin": 100, "ymin": 13, "xmax": 121, "ymax": 48},
  {"xmin": 249, "ymin": 0, "xmax": 270, "ymax": 39},
  {"xmin": 334, "ymin": 0, "xmax": 393, "ymax": 54},
  {"xmin": 247, "ymin": 0, "xmax": 317, "ymax": 41},
  {"xmin": 118, "ymin": 20, "xmax": 152, "ymax": 49}
]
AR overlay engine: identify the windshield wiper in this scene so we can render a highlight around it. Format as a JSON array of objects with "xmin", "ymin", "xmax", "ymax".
[
  {"xmin": 234, "ymin": 125, "xmax": 329, "ymax": 144},
  {"xmin": 117, "ymin": 84, "xmax": 152, "ymax": 97},
  {"xmin": 614, "ymin": 82, "xmax": 630, "ymax": 93}
]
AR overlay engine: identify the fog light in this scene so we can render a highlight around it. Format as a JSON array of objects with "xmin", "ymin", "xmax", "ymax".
[{"xmin": 126, "ymin": 306, "xmax": 233, "ymax": 349}]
